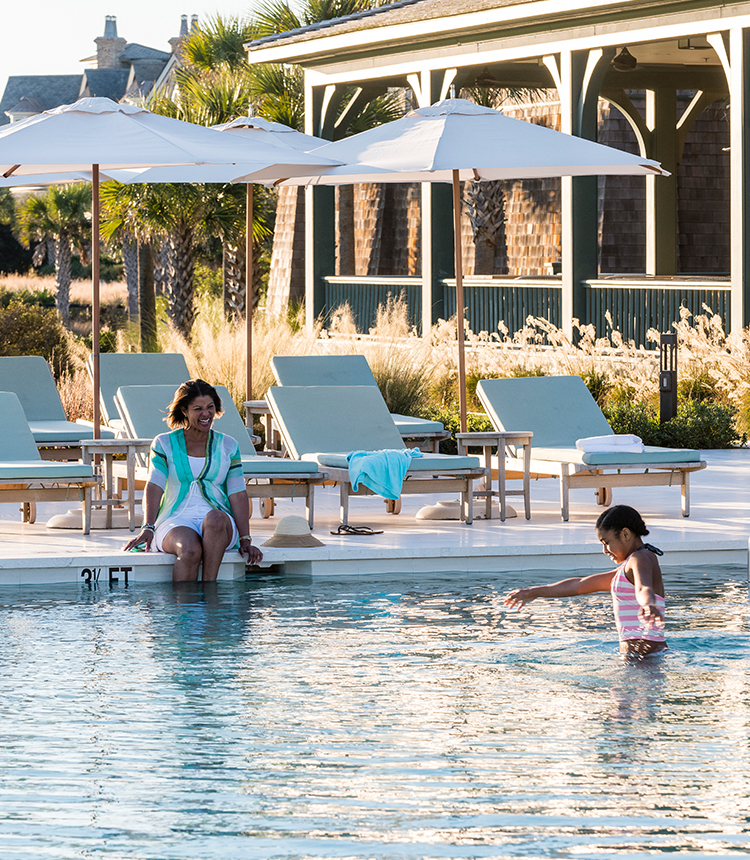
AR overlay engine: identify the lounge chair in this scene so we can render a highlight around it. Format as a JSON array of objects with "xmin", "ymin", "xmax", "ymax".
[
  {"xmin": 0, "ymin": 392, "xmax": 99, "ymax": 533},
  {"xmin": 0, "ymin": 356, "xmax": 115, "ymax": 455},
  {"xmin": 477, "ymin": 376, "xmax": 707, "ymax": 521},
  {"xmin": 114, "ymin": 384, "xmax": 326, "ymax": 526},
  {"xmin": 266, "ymin": 385, "xmax": 487, "ymax": 525},
  {"xmin": 270, "ymin": 354, "xmax": 449, "ymax": 451},
  {"xmin": 89, "ymin": 352, "xmax": 192, "ymax": 434}
]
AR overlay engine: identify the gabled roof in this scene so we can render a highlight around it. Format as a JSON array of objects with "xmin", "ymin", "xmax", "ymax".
[
  {"xmin": 118, "ymin": 42, "xmax": 171, "ymax": 62},
  {"xmin": 5, "ymin": 95, "xmax": 47, "ymax": 115},
  {"xmin": 0, "ymin": 75, "xmax": 81, "ymax": 125},
  {"xmin": 80, "ymin": 68, "xmax": 130, "ymax": 101},
  {"xmin": 128, "ymin": 58, "xmax": 171, "ymax": 83},
  {"xmin": 246, "ymin": 0, "xmax": 534, "ymax": 50}
]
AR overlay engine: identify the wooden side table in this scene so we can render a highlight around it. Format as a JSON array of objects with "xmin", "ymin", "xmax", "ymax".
[
  {"xmin": 455, "ymin": 431, "xmax": 533, "ymax": 521},
  {"xmin": 80, "ymin": 438, "xmax": 152, "ymax": 531},
  {"xmin": 244, "ymin": 400, "xmax": 284, "ymax": 454}
]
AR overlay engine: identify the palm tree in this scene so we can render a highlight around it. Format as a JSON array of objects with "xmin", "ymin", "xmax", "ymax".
[
  {"xmin": 100, "ymin": 182, "xmax": 161, "ymax": 349},
  {"xmin": 17, "ymin": 184, "xmax": 91, "ymax": 325},
  {"xmin": 182, "ymin": 14, "xmax": 256, "ymax": 71},
  {"xmin": 460, "ymin": 85, "xmax": 546, "ymax": 274},
  {"xmin": 102, "ymin": 181, "xmax": 213, "ymax": 339},
  {"xmin": 148, "ymin": 53, "xmax": 274, "ymax": 324}
]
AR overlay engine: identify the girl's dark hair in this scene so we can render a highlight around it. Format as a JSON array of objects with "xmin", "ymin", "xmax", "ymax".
[
  {"xmin": 166, "ymin": 379, "xmax": 223, "ymax": 429},
  {"xmin": 596, "ymin": 504, "xmax": 649, "ymax": 536}
]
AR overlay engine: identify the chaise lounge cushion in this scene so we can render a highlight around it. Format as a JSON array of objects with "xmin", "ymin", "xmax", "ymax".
[
  {"xmin": 0, "ymin": 356, "xmax": 115, "ymax": 443},
  {"xmin": 28, "ymin": 420, "xmax": 115, "ymax": 444},
  {"xmin": 478, "ymin": 376, "xmax": 701, "ymax": 463},
  {"xmin": 530, "ymin": 445, "xmax": 701, "ymax": 466},
  {"xmin": 268, "ymin": 385, "xmax": 480, "ymax": 469},
  {"xmin": 0, "ymin": 461, "xmax": 95, "ymax": 480},
  {"xmin": 115, "ymin": 384, "xmax": 320, "ymax": 476},
  {"xmin": 310, "ymin": 451, "xmax": 481, "ymax": 471},
  {"xmin": 271, "ymin": 355, "xmax": 446, "ymax": 437},
  {"xmin": 93, "ymin": 352, "xmax": 191, "ymax": 429}
]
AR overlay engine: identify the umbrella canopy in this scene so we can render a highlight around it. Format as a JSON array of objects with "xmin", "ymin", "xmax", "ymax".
[
  {"xmin": 278, "ymin": 98, "xmax": 668, "ymax": 185},
  {"xmin": 106, "ymin": 118, "xmax": 338, "ymax": 403},
  {"xmin": 0, "ymin": 170, "xmax": 120, "ymax": 187},
  {"xmin": 111, "ymin": 116, "xmax": 332, "ymax": 185},
  {"xmin": 276, "ymin": 98, "xmax": 668, "ymax": 432},
  {"xmin": 214, "ymin": 115, "xmax": 326, "ymax": 152},
  {"xmin": 0, "ymin": 97, "xmax": 336, "ymax": 436},
  {"xmin": 0, "ymin": 98, "xmax": 293, "ymax": 177}
]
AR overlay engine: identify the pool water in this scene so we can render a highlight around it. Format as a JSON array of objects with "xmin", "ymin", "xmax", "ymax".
[{"xmin": 0, "ymin": 566, "xmax": 748, "ymax": 859}]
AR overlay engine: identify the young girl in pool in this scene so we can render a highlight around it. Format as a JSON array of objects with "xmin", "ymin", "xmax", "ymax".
[{"xmin": 504, "ymin": 505, "xmax": 666, "ymax": 656}]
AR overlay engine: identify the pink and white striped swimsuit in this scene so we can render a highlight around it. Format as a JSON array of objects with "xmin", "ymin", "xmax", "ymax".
[{"xmin": 611, "ymin": 559, "xmax": 666, "ymax": 642}]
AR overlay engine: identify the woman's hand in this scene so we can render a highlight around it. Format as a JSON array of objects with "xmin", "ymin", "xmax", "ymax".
[
  {"xmin": 239, "ymin": 537, "xmax": 263, "ymax": 565},
  {"xmin": 123, "ymin": 529, "xmax": 154, "ymax": 552}
]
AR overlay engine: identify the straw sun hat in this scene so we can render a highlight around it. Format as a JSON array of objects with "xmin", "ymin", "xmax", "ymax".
[{"xmin": 261, "ymin": 515, "xmax": 325, "ymax": 547}]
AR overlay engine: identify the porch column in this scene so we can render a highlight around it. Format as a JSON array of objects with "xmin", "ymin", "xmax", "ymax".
[
  {"xmin": 729, "ymin": 29, "xmax": 750, "ymax": 332},
  {"xmin": 304, "ymin": 82, "xmax": 345, "ymax": 332},
  {"xmin": 645, "ymin": 88, "xmax": 678, "ymax": 275},
  {"xmin": 549, "ymin": 48, "xmax": 614, "ymax": 340}
]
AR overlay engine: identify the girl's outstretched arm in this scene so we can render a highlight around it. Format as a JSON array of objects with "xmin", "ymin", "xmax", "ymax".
[
  {"xmin": 629, "ymin": 555, "xmax": 665, "ymax": 628},
  {"xmin": 505, "ymin": 570, "xmax": 616, "ymax": 609}
]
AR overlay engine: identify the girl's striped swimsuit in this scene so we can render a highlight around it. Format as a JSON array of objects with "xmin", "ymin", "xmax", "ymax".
[{"xmin": 611, "ymin": 561, "xmax": 666, "ymax": 642}]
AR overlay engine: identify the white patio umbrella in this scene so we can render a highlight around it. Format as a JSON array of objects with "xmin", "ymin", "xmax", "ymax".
[
  {"xmin": 0, "ymin": 98, "xmax": 336, "ymax": 432},
  {"xmin": 273, "ymin": 98, "xmax": 669, "ymax": 432},
  {"xmin": 108, "ymin": 117, "xmax": 337, "ymax": 403}
]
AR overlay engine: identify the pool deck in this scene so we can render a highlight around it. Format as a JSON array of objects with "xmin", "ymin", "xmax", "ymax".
[{"xmin": 0, "ymin": 448, "xmax": 748, "ymax": 585}]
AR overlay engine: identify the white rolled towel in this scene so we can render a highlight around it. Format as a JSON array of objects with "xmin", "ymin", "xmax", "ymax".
[{"xmin": 576, "ymin": 434, "xmax": 644, "ymax": 453}]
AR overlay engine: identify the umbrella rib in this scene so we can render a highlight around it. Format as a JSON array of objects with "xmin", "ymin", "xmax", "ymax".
[{"xmin": 3, "ymin": 165, "xmax": 20, "ymax": 178}]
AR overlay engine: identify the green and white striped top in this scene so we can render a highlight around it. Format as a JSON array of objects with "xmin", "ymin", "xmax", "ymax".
[{"xmin": 147, "ymin": 429, "xmax": 246, "ymax": 546}]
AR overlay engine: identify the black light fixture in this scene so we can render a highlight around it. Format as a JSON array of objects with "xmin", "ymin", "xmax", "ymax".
[{"xmin": 612, "ymin": 47, "xmax": 638, "ymax": 72}]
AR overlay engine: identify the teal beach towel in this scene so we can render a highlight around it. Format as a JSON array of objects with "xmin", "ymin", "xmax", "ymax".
[{"xmin": 346, "ymin": 449, "xmax": 423, "ymax": 499}]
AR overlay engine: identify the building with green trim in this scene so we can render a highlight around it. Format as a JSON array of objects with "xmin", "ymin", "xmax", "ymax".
[{"xmin": 246, "ymin": 0, "xmax": 747, "ymax": 343}]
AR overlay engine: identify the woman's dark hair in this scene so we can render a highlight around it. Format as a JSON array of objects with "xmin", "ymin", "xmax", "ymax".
[
  {"xmin": 596, "ymin": 504, "xmax": 649, "ymax": 536},
  {"xmin": 166, "ymin": 379, "xmax": 223, "ymax": 429}
]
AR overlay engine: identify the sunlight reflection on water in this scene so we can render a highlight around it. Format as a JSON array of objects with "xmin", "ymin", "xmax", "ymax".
[{"xmin": 0, "ymin": 566, "xmax": 747, "ymax": 858}]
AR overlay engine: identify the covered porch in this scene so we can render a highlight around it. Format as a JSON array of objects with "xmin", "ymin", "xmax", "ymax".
[{"xmin": 247, "ymin": 0, "xmax": 746, "ymax": 342}]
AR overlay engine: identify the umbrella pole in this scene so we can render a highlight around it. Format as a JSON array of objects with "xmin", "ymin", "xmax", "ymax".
[
  {"xmin": 452, "ymin": 169, "xmax": 468, "ymax": 434},
  {"xmin": 92, "ymin": 164, "xmax": 101, "ymax": 440},
  {"xmin": 246, "ymin": 183, "xmax": 253, "ymax": 403}
]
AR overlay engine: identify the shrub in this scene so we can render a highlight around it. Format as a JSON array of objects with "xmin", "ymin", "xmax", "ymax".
[
  {"xmin": 579, "ymin": 367, "xmax": 612, "ymax": 406},
  {"xmin": 419, "ymin": 406, "xmax": 494, "ymax": 454},
  {"xmin": 661, "ymin": 400, "xmax": 740, "ymax": 449},
  {"xmin": 604, "ymin": 399, "xmax": 740, "ymax": 449},
  {"xmin": 0, "ymin": 300, "xmax": 70, "ymax": 375},
  {"xmin": 0, "ymin": 286, "xmax": 56, "ymax": 308}
]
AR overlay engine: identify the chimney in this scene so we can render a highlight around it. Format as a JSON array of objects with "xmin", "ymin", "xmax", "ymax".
[
  {"xmin": 169, "ymin": 14, "xmax": 189, "ymax": 54},
  {"xmin": 95, "ymin": 15, "xmax": 127, "ymax": 69},
  {"xmin": 190, "ymin": 14, "xmax": 199, "ymax": 32}
]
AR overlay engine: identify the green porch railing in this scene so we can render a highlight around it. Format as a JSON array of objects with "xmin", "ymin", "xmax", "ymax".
[
  {"xmin": 585, "ymin": 277, "xmax": 730, "ymax": 344},
  {"xmin": 442, "ymin": 277, "xmax": 562, "ymax": 337},
  {"xmin": 324, "ymin": 276, "xmax": 421, "ymax": 331},
  {"xmin": 323, "ymin": 275, "xmax": 731, "ymax": 344}
]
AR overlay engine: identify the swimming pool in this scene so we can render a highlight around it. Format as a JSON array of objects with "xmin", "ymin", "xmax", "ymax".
[{"xmin": 0, "ymin": 566, "xmax": 748, "ymax": 859}]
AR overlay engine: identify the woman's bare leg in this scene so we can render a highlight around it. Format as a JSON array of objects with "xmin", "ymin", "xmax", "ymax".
[
  {"xmin": 200, "ymin": 509, "xmax": 234, "ymax": 582},
  {"xmin": 162, "ymin": 526, "xmax": 203, "ymax": 582}
]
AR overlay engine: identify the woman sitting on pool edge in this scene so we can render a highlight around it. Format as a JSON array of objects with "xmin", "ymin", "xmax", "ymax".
[
  {"xmin": 504, "ymin": 505, "xmax": 666, "ymax": 657},
  {"xmin": 123, "ymin": 379, "xmax": 263, "ymax": 580}
]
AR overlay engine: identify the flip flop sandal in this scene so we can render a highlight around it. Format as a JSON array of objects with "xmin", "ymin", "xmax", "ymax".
[{"xmin": 330, "ymin": 524, "xmax": 384, "ymax": 536}]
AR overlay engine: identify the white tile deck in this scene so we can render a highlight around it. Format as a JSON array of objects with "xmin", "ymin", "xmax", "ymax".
[{"xmin": 0, "ymin": 449, "xmax": 747, "ymax": 584}]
